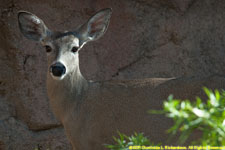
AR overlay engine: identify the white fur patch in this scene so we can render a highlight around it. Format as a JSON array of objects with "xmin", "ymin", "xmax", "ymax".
[
  {"xmin": 72, "ymin": 38, "xmax": 79, "ymax": 47},
  {"xmin": 32, "ymin": 16, "xmax": 41, "ymax": 24},
  {"xmin": 50, "ymin": 72, "xmax": 66, "ymax": 80}
]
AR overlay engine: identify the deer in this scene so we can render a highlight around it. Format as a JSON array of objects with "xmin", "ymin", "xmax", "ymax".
[{"xmin": 18, "ymin": 8, "xmax": 225, "ymax": 150}]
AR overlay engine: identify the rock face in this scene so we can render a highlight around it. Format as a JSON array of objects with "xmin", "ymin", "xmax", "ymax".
[{"xmin": 0, "ymin": 0, "xmax": 225, "ymax": 149}]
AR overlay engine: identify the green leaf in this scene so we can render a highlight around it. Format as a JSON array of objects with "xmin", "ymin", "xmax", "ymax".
[
  {"xmin": 192, "ymin": 108, "xmax": 210, "ymax": 118},
  {"xmin": 107, "ymin": 88, "xmax": 225, "ymax": 149}
]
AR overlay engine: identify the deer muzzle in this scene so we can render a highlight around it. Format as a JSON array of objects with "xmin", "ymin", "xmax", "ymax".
[{"xmin": 50, "ymin": 62, "xmax": 66, "ymax": 77}]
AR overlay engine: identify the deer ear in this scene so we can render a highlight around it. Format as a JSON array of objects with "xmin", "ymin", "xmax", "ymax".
[
  {"xmin": 18, "ymin": 11, "xmax": 49, "ymax": 41},
  {"xmin": 78, "ymin": 8, "xmax": 112, "ymax": 45}
]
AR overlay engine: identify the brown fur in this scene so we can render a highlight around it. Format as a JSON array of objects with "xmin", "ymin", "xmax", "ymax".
[
  {"xmin": 48, "ymin": 74, "xmax": 225, "ymax": 150},
  {"xmin": 18, "ymin": 9, "xmax": 225, "ymax": 150}
]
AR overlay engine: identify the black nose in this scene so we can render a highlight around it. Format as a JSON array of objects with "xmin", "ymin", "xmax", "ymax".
[{"xmin": 50, "ymin": 62, "xmax": 66, "ymax": 77}]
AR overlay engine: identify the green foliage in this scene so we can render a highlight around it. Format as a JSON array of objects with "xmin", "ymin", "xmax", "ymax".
[
  {"xmin": 153, "ymin": 87, "xmax": 225, "ymax": 145},
  {"xmin": 105, "ymin": 132, "xmax": 158, "ymax": 150},
  {"xmin": 106, "ymin": 88, "xmax": 225, "ymax": 150}
]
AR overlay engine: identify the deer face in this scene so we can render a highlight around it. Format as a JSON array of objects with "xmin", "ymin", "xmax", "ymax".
[
  {"xmin": 18, "ymin": 8, "xmax": 112, "ymax": 80},
  {"xmin": 42, "ymin": 33, "xmax": 81, "ymax": 80}
]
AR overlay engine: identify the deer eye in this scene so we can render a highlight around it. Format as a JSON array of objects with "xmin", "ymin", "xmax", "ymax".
[
  {"xmin": 45, "ymin": 45, "xmax": 52, "ymax": 53},
  {"xmin": 71, "ymin": 46, "xmax": 78, "ymax": 53}
]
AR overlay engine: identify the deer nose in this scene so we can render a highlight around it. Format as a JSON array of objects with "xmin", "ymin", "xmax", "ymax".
[{"xmin": 50, "ymin": 62, "xmax": 66, "ymax": 77}]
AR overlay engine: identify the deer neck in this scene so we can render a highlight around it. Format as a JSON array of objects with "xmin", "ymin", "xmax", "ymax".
[{"xmin": 46, "ymin": 64, "xmax": 89, "ymax": 122}]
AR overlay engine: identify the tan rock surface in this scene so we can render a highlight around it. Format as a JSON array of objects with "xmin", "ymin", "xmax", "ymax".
[{"xmin": 1, "ymin": 0, "xmax": 225, "ymax": 149}]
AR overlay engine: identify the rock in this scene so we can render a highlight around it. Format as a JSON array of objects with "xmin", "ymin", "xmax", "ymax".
[
  {"xmin": 0, "ymin": 117, "xmax": 71, "ymax": 150},
  {"xmin": 1, "ymin": 0, "xmax": 225, "ymax": 149}
]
